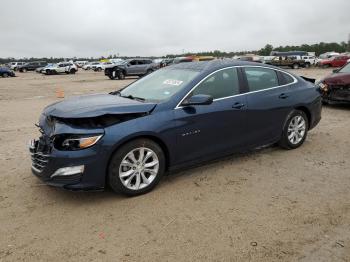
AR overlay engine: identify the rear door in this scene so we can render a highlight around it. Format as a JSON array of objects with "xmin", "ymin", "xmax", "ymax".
[
  {"xmin": 242, "ymin": 66, "xmax": 295, "ymax": 147},
  {"xmin": 127, "ymin": 60, "xmax": 138, "ymax": 75},
  {"xmin": 173, "ymin": 67, "xmax": 249, "ymax": 164}
]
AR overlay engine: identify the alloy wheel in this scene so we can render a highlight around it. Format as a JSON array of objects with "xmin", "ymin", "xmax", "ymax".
[
  {"xmin": 119, "ymin": 147, "xmax": 159, "ymax": 190},
  {"xmin": 287, "ymin": 115, "xmax": 306, "ymax": 144}
]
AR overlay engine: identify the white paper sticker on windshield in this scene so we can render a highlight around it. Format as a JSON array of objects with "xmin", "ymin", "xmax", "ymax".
[{"xmin": 163, "ymin": 79, "xmax": 183, "ymax": 86}]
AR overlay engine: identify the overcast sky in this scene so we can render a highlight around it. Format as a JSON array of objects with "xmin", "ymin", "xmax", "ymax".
[{"xmin": 1, "ymin": 0, "xmax": 349, "ymax": 58}]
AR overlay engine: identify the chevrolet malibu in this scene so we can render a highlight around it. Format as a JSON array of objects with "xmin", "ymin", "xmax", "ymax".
[{"xmin": 30, "ymin": 60, "xmax": 322, "ymax": 196}]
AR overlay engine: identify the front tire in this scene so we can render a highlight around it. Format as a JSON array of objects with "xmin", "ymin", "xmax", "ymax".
[
  {"xmin": 117, "ymin": 71, "xmax": 125, "ymax": 80},
  {"xmin": 108, "ymin": 139, "xmax": 165, "ymax": 196},
  {"xmin": 2, "ymin": 73, "xmax": 9, "ymax": 78},
  {"xmin": 70, "ymin": 69, "xmax": 76, "ymax": 74},
  {"xmin": 279, "ymin": 110, "xmax": 308, "ymax": 149}
]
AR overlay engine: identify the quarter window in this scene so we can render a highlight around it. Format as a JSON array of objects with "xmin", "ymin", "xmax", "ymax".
[
  {"xmin": 244, "ymin": 67, "xmax": 279, "ymax": 91},
  {"xmin": 280, "ymin": 72, "xmax": 295, "ymax": 84},
  {"xmin": 192, "ymin": 68, "xmax": 240, "ymax": 99}
]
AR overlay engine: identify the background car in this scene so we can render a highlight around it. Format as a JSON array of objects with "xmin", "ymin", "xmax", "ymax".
[
  {"xmin": 92, "ymin": 62, "xmax": 114, "ymax": 72},
  {"xmin": 266, "ymin": 55, "xmax": 306, "ymax": 69},
  {"xmin": 317, "ymin": 55, "xmax": 350, "ymax": 68},
  {"xmin": 318, "ymin": 62, "xmax": 350, "ymax": 104},
  {"xmin": 30, "ymin": 60, "xmax": 321, "ymax": 196},
  {"xmin": 18, "ymin": 61, "xmax": 47, "ymax": 72},
  {"xmin": 104, "ymin": 58, "xmax": 158, "ymax": 80},
  {"xmin": 42, "ymin": 62, "xmax": 78, "ymax": 75},
  {"xmin": 8, "ymin": 61, "xmax": 26, "ymax": 71},
  {"xmin": 82, "ymin": 62, "xmax": 99, "ymax": 70},
  {"xmin": 0, "ymin": 67, "xmax": 15, "ymax": 77}
]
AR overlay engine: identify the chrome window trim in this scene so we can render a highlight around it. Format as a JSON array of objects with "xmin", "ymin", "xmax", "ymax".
[{"xmin": 174, "ymin": 65, "xmax": 298, "ymax": 109}]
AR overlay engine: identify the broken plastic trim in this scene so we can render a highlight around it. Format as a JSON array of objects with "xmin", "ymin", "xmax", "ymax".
[{"xmin": 54, "ymin": 112, "xmax": 149, "ymax": 129}]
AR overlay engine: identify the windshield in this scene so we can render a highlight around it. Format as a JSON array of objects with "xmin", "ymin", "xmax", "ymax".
[
  {"xmin": 119, "ymin": 68, "xmax": 200, "ymax": 102},
  {"xmin": 339, "ymin": 63, "xmax": 350, "ymax": 73}
]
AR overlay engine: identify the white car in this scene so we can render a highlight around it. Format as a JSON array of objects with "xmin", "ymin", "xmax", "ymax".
[
  {"xmin": 42, "ymin": 62, "xmax": 78, "ymax": 75},
  {"xmin": 75, "ymin": 61, "xmax": 89, "ymax": 68},
  {"xmin": 301, "ymin": 56, "xmax": 317, "ymax": 67},
  {"xmin": 8, "ymin": 62, "xmax": 26, "ymax": 71},
  {"xmin": 92, "ymin": 62, "xmax": 114, "ymax": 72},
  {"xmin": 82, "ymin": 62, "xmax": 99, "ymax": 70}
]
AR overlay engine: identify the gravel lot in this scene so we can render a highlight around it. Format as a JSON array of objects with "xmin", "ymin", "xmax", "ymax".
[{"xmin": 0, "ymin": 68, "xmax": 349, "ymax": 261}]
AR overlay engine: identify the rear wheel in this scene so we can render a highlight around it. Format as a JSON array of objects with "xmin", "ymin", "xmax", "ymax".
[
  {"xmin": 2, "ymin": 73, "xmax": 9, "ymax": 78},
  {"xmin": 292, "ymin": 63, "xmax": 299, "ymax": 69},
  {"xmin": 108, "ymin": 139, "xmax": 165, "ymax": 196},
  {"xmin": 279, "ymin": 110, "xmax": 308, "ymax": 149},
  {"xmin": 305, "ymin": 63, "xmax": 310, "ymax": 68},
  {"xmin": 70, "ymin": 69, "xmax": 76, "ymax": 74},
  {"xmin": 96, "ymin": 67, "xmax": 102, "ymax": 72}
]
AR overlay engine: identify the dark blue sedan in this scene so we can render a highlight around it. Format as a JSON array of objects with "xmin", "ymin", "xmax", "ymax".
[
  {"xmin": 0, "ymin": 67, "xmax": 15, "ymax": 77},
  {"xmin": 30, "ymin": 60, "xmax": 322, "ymax": 196}
]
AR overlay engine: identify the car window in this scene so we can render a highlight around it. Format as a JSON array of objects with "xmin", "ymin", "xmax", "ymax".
[
  {"xmin": 129, "ymin": 60, "xmax": 137, "ymax": 65},
  {"xmin": 137, "ymin": 60, "xmax": 144, "ymax": 65},
  {"xmin": 280, "ymin": 72, "xmax": 295, "ymax": 85},
  {"xmin": 339, "ymin": 63, "xmax": 350, "ymax": 73},
  {"xmin": 191, "ymin": 68, "xmax": 240, "ymax": 99},
  {"xmin": 244, "ymin": 67, "xmax": 279, "ymax": 91}
]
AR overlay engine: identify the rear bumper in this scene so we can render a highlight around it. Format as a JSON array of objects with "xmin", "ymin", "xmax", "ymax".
[{"xmin": 309, "ymin": 97, "xmax": 322, "ymax": 130}]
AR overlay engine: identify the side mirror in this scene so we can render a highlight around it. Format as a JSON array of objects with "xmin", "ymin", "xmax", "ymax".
[
  {"xmin": 333, "ymin": 69, "xmax": 339, "ymax": 73},
  {"xmin": 181, "ymin": 94, "xmax": 213, "ymax": 106}
]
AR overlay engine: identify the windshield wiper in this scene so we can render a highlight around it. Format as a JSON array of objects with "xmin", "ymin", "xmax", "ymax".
[
  {"xmin": 110, "ymin": 91, "xmax": 145, "ymax": 102},
  {"xmin": 121, "ymin": 94, "xmax": 145, "ymax": 102}
]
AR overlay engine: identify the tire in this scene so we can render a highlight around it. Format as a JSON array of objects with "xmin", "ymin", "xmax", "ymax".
[
  {"xmin": 305, "ymin": 63, "xmax": 310, "ymax": 68},
  {"xmin": 97, "ymin": 67, "xmax": 102, "ymax": 72},
  {"xmin": 117, "ymin": 71, "xmax": 125, "ymax": 80},
  {"xmin": 70, "ymin": 69, "xmax": 76, "ymax": 74},
  {"xmin": 279, "ymin": 110, "xmax": 308, "ymax": 150},
  {"xmin": 322, "ymin": 99, "xmax": 329, "ymax": 105},
  {"xmin": 2, "ymin": 73, "xmax": 9, "ymax": 78},
  {"xmin": 22, "ymin": 68, "xmax": 27, "ymax": 73},
  {"xmin": 146, "ymin": 69, "xmax": 153, "ymax": 75},
  {"xmin": 46, "ymin": 69, "xmax": 51, "ymax": 75},
  {"xmin": 108, "ymin": 139, "xmax": 165, "ymax": 196},
  {"xmin": 292, "ymin": 63, "xmax": 299, "ymax": 69},
  {"xmin": 109, "ymin": 70, "xmax": 117, "ymax": 80}
]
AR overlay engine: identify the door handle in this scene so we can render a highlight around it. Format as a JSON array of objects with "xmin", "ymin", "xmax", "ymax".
[
  {"xmin": 232, "ymin": 102, "xmax": 245, "ymax": 109},
  {"xmin": 278, "ymin": 93, "xmax": 289, "ymax": 99}
]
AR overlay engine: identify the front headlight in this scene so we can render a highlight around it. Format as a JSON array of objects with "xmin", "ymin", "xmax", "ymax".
[
  {"xmin": 318, "ymin": 82, "xmax": 328, "ymax": 91},
  {"xmin": 55, "ymin": 134, "xmax": 103, "ymax": 151}
]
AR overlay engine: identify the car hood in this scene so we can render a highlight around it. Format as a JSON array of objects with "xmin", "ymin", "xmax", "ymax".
[
  {"xmin": 322, "ymin": 73, "xmax": 350, "ymax": 86},
  {"xmin": 43, "ymin": 94, "xmax": 157, "ymax": 118}
]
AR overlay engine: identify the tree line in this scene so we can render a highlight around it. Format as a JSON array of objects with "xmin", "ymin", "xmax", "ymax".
[{"xmin": 1, "ymin": 41, "xmax": 349, "ymax": 64}]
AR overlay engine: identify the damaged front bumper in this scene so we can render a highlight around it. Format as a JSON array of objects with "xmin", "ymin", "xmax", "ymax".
[
  {"xmin": 321, "ymin": 86, "xmax": 350, "ymax": 103},
  {"xmin": 28, "ymin": 116, "xmax": 110, "ymax": 191}
]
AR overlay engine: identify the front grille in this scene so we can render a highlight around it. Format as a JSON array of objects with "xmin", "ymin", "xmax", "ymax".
[{"xmin": 29, "ymin": 137, "xmax": 51, "ymax": 173}]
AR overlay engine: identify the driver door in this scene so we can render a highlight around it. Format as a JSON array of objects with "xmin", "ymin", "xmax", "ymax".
[{"xmin": 173, "ymin": 67, "xmax": 248, "ymax": 165}]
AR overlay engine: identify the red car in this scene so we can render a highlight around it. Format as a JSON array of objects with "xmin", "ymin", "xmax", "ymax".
[
  {"xmin": 318, "ymin": 62, "xmax": 350, "ymax": 103},
  {"xmin": 318, "ymin": 55, "xmax": 350, "ymax": 68}
]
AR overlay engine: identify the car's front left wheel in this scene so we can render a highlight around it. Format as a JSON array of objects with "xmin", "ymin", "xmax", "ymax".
[
  {"xmin": 108, "ymin": 139, "xmax": 165, "ymax": 196},
  {"xmin": 279, "ymin": 110, "xmax": 308, "ymax": 149}
]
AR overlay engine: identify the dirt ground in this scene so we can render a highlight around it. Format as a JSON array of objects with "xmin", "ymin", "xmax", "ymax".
[{"xmin": 0, "ymin": 68, "xmax": 349, "ymax": 262}]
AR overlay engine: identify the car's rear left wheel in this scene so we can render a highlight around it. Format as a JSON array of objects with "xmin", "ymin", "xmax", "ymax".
[
  {"xmin": 108, "ymin": 139, "xmax": 165, "ymax": 196},
  {"xmin": 279, "ymin": 110, "xmax": 308, "ymax": 149}
]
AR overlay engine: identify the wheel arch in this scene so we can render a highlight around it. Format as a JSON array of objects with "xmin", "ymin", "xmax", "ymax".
[
  {"xmin": 294, "ymin": 106, "xmax": 311, "ymax": 129},
  {"xmin": 105, "ymin": 134, "xmax": 171, "ymax": 186}
]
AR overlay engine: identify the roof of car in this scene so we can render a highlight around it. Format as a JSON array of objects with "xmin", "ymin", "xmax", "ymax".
[{"xmin": 169, "ymin": 59, "xmax": 277, "ymax": 72}]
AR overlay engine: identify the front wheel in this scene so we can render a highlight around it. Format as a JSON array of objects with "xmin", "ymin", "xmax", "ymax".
[
  {"xmin": 108, "ymin": 139, "xmax": 165, "ymax": 196},
  {"xmin": 2, "ymin": 73, "xmax": 9, "ymax": 78},
  {"xmin": 117, "ymin": 71, "xmax": 125, "ymax": 80},
  {"xmin": 22, "ymin": 68, "xmax": 27, "ymax": 73},
  {"xmin": 279, "ymin": 110, "xmax": 308, "ymax": 149},
  {"xmin": 70, "ymin": 69, "xmax": 76, "ymax": 74}
]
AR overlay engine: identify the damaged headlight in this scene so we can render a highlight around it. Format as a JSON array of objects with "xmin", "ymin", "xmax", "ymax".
[
  {"xmin": 317, "ymin": 82, "xmax": 328, "ymax": 91},
  {"xmin": 54, "ymin": 134, "xmax": 103, "ymax": 151}
]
